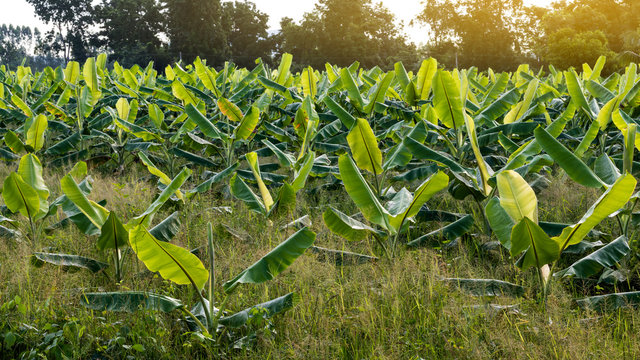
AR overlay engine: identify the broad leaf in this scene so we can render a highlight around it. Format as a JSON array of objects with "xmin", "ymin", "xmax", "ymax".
[
  {"xmin": 554, "ymin": 174, "xmax": 636, "ymax": 250},
  {"xmin": 129, "ymin": 225, "xmax": 208, "ymax": 290},
  {"xmin": 219, "ymin": 292, "xmax": 299, "ymax": 328},
  {"xmin": 97, "ymin": 212, "xmax": 129, "ymax": 251},
  {"xmin": 323, "ymin": 207, "xmax": 382, "ymax": 242},
  {"xmin": 338, "ymin": 154, "xmax": 392, "ymax": 231},
  {"xmin": 534, "ymin": 126, "xmax": 604, "ymax": 188},
  {"xmin": 3, "ymin": 173, "xmax": 40, "ymax": 219},
  {"xmin": 510, "ymin": 217, "xmax": 560, "ymax": 271},
  {"xmin": 346, "ymin": 118, "xmax": 382, "ymax": 175},
  {"xmin": 223, "ymin": 227, "xmax": 315, "ymax": 293},
  {"xmin": 32, "ymin": 252, "xmax": 108, "ymax": 273},
  {"xmin": 497, "ymin": 170, "xmax": 537, "ymax": 223},
  {"xmin": 555, "ymin": 236, "xmax": 629, "ymax": 279}
]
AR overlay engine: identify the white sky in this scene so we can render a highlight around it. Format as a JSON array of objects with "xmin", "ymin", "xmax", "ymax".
[{"xmin": 1, "ymin": 0, "xmax": 555, "ymax": 46}]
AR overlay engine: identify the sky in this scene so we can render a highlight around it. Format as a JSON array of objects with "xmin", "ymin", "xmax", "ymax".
[{"xmin": 1, "ymin": 0, "xmax": 555, "ymax": 46}]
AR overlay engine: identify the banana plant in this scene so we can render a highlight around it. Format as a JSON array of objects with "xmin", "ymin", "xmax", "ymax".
[
  {"xmin": 81, "ymin": 222, "xmax": 315, "ymax": 342},
  {"xmin": 102, "ymin": 97, "xmax": 163, "ymax": 172},
  {"xmin": 3, "ymin": 113, "xmax": 48, "ymax": 155},
  {"xmin": 2, "ymin": 153, "xmax": 51, "ymax": 243},
  {"xmin": 342, "ymin": 116, "xmax": 430, "ymax": 198},
  {"xmin": 184, "ymin": 98, "xmax": 260, "ymax": 167},
  {"xmin": 229, "ymin": 150, "xmax": 314, "ymax": 216},
  {"xmin": 486, "ymin": 170, "xmax": 636, "ymax": 301},
  {"xmin": 323, "ymin": 153, "xmax": 452, "ymax": 258},
  {"xmin": 33, "ymin": 167, "xmax": 191, "ymax": 283}
]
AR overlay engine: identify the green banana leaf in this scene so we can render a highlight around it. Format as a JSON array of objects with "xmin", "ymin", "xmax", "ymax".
[
  {"xmin": 510, "ymin": 217, "xmax": 560, "ymax": 271},
  {"xmin": 97, "ymin": 212, "xmax": 129, "ymax": 251},
  {"xmin": 81, "ymin": 291, "xmax": 183, "ymax": 313},
  {"xmin": 3, "ymin": 172, "xmax": 40, "ymax": 220},
  {"xmin": 129, "ymin": 225, "xmax": 208, "ymax": 290},
  {"xmin": 534, "ymin": 126, "xmax": 604, "ymax": 188},
  {"xmin": 554, "ymin": 173, "xmax": 636, "ymax": 251},
  {"xmin": 323, "ymin": 207, "xmax": 383, "ymax": 241},
  {"xmin": 565, "ymin": 69, "xmax": 593, "ymax": 118},
  {"xmin": 233, "ymin": 106, "xmax": 260, "ymax": 141},
  {"xmin": 496, "ymin": 170, "xmax": 538, "ymax": 223},
  {"xmin": 185, "ymin": 103, "xmax": 224, "ymax": 140},
  {"xmin": 346, "ymin": 118, "xmax": 382, "ymax": 175},
  {"xmin": 415, "ymin": 58, "xmax": 438, "ymax": 101},
  {"xmin": 389, "ymin": 171, "xmax": 449, "ymax": 230},
  {"xmin": 432, "ymin": 70, "xmax": 465, "ymax": 129},
  {"xmin": 229, "ymin": 173, "xmax": 266, "ymax": 214},
  {"xmin": 323, "ymin": 96, "xmax": 356, "ymax": 129},
  {"xmin": 25, "ymin": 114, "xmax": 48, "ymax": 152},
  {"xmin": 32, "ymin": 252, "xmax": 109, "ymax": 273},
  {"xmin": 338, "ymin": 154, "xmax": 392, "ymax": 231},
  {"xmin": 219, "ymin": 292, "xmax": 299, "ymax": 328},
  {"xmin": 149, "ymin": 212, "xmax": 181, "ymax": 242},
  {"xmin": 129, "ymin": 168, "xmax": 191, "ymax": 228},
  {"xmin": 17, "ymin": 154, "xmax": 49, "ymax": 220},
  {"xmin": 223, "ymin": 227, "xmax": 315, "ymax": 293},
  {"xmin": 485, "ymin": 197, "xmax": 514, "ymax": 250},
  {"xmin": 340, "ymin": 68, "xmax": 364, "ymax": 112},
  {"xmin": 555, "ymin": 236, "xmax": 629, "ymax": 279},
  {"xmin": 60, "ymin": 174, "xmax": 109, "ymax": 229}
]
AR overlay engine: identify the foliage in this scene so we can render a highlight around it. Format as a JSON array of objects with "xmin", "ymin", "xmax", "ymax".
[
  {"xmin": 276, "ymin": 0, "xmax": 416, "ymax": 69},
  {"xmin": 0, "ymin": 50, "xmax": 640, "ymax": 355}
]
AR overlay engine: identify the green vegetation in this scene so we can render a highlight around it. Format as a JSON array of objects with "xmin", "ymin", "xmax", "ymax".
[{"xmin": 2, "ymin": 53, "xmax": 640, "ymax": 358}]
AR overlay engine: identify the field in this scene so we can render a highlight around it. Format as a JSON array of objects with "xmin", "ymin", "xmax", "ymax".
[{"xmin": 2, "ymin": 54, "xmax": 640, "ymax": 359}]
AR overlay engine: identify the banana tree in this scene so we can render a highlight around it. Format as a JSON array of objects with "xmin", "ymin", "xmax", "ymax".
[
  {"xmin": 229, "ymin": 150, "xmax": 314, "ymax": 216},
  {"xmin": 486, "ymin": 170, "xmax": 636, "ymax": 301},
  {"xmin": 184, "ymin": 98, "xmax": 260, "ymax": 167},
  {"xmin": 81, "ymin": 222, "xmax": 316, "ymax": 342},
  {"xmin": 323, "ymin": 153, "xmax": 452, "ymax": 258},
  {"xmin": 2, "ymin": 153, "xmax": 52, "ymax": 243},
  {"xmin": 33, "ymin": 167, "xmax": 191, "ymax": 283}
]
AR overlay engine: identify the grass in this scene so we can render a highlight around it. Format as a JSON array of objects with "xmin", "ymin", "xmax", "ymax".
[{"xmin": 2, "ymin": 165, "xmax": 640, "ymax": 359}]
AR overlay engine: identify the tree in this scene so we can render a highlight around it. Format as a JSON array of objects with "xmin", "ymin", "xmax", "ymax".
[
  {"xmin": 416, "ymin": 0, "xmax": 527, "ymax": 71},
  {"xmin": 95, "ymin": 0, "xmax": 170, "ymax": 68},
  {"xmin": 25, "ymin": 0, "xmax": 96, "ymax": 62},
  {"xmin": 536, "ymin": 0, "xmax": 640, "ymax": 71},
  {"xmin": 163, "ymin": 0, "xmax": 228, "ymax": 65},
  {"xmin": 277, "ymin": 0, "xmax": 416, "ymax": 69},
  {"xmin": 0, "ymin": 25, "xmax": 35, "ymax": 68},
  {"xmin": 543, "ymin": 28, "xmax": 614, "ymax": 70},
  {"xmin": 222, "ymin": 1, "xmax": 274, "ymax": 68}
]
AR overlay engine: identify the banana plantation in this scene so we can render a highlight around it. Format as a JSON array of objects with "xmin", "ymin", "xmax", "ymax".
[{"xmin": 2, "ymin": 53, "xmax": 640, "ymax": 358}]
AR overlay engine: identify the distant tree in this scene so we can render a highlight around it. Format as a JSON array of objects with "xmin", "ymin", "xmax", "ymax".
[
  {"xmin": 25, "ymin": 0, "xmax": 96, "ymax": 62},
  {"xmin": 536, "ymin": 0, "xmax": 640, "ymax": 71},
  {"xmin": 222, "ymin": 1, "xmax": 274, "ymax": 68},
  {"xmin": 95, "ymin": 0, "xmax": 170, "ymax": 68},
  {"xmin": 543, "ymin": 28, "xmax": 614, "ymax": 70},
  {"xmin": 277, "ymin": 0, "xmax": 417, "ymax": 69},
  {"xmin": 416, "ymin": 0, "xmax": 527, "ymax": 71},
  {"xmin": 162, "ymin": 0, "xmax": 228, "ymax": 65},
  {"xmin": 0, "ymin": 25, "xmax": 35, "ymax": 68}
]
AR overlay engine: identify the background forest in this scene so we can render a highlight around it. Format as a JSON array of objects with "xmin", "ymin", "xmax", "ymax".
[{"xmin": 1, "ymin": 0, "xmax": 639, "ymax": 72}]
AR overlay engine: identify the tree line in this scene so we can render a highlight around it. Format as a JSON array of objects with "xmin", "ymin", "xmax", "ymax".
[{"xmin": 1, "ymin": 0, "xmax": 639, "ymax": 72}]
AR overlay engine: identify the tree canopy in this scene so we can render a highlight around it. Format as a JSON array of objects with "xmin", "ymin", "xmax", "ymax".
[
  {"xmin": 277, "ymin": 0, "xmax": 416, "ymax": 69},
  {"xmin": 4, "ymin": 0, "xmax": 637, "ymax": 72}
]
